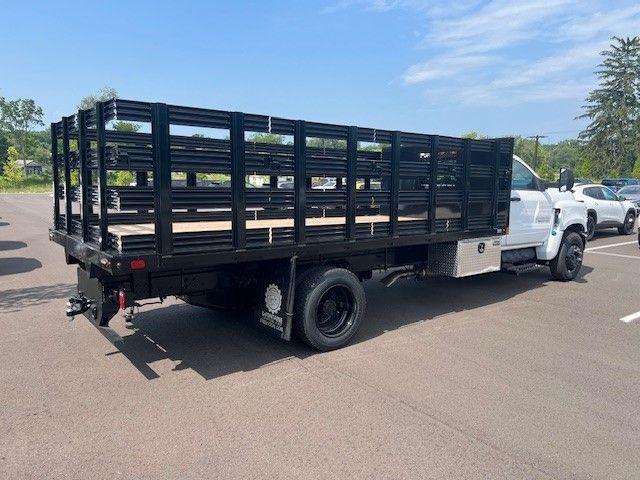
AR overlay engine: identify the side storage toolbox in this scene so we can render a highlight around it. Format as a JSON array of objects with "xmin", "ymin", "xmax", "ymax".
[{"xmin": 428, "ymin": 236, "xmax": 502, "ymax": 277}]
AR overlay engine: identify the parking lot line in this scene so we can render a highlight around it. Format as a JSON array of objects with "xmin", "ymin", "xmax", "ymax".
[
  {"xmin": 588, "ymin": 251, "xmax": 640, "ymax": 260},
  {"xmin": 585, "ymin": 241, "xmax": 637, "ymax": 252},
  {"xmin": 620, "ymin": 310, "xmax": 640, "ymax": 323}
]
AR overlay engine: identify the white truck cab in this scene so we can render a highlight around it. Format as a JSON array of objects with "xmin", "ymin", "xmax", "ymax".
[{"xmin": 502, "ymin": 155, "xmax": 588, "ymax": 280}]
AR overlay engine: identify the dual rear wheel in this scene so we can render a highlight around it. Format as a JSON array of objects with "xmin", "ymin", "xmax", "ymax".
[{"xmin": 293, "ymin": 267, "xmax": 366, "ymax": 351}]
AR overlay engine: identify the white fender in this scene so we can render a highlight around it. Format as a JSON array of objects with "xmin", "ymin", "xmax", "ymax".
[{"xmin": 535, "ymin": 199, "xmax": 587, "ymax": 261}]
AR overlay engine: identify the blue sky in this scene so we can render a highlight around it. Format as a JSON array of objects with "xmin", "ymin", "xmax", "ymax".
[{"xmin": 1, "ymin": 0, "xmax": 639, "ymax": 142}]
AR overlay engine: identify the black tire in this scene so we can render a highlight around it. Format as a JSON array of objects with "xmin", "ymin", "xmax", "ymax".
[
  {"xmin": 293, "ymin": 266, "xmax": 365, "ymax": 351},
  {"xmin": 549, "ymin": 231, "xmax": 584, "ymax": 281},
  {"xmin": 617, "ymin": 211, "xmax": 635, "ymax": 235},
  {"xmin": 586, "ymin": 214, "xmax": 596, "ymax": 240}
]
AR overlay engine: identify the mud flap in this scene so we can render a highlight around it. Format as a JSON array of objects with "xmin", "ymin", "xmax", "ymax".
[
  {"xmin": 76, "ymin": 267, "xmax": 119, "ymax": 327},
  {"xmin": 254, "ymin": 256, "xmax": 297, "ymax": 341}
]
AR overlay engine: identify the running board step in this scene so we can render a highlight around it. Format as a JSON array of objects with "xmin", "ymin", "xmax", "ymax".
[{"xmin": 502, "ymin": 262, "xmax": 541, "ymax": 275}]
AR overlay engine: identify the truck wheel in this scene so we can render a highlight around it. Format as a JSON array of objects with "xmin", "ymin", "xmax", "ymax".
[
  {"xmin": 294, "ymin": 267, "xmax": 365, "ymax": 351},
  {"xmin": 549, "ymin": 232, "xmax": 584, "ymax": 281},
  {"xmin": 586, "ymin": 214, "xmax": 596, "ymax": 240},
  {"xmin": 617, "ymin": 211, "xmax": 635, "ymax": 235}
]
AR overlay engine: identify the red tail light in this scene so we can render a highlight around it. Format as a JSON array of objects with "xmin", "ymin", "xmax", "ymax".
[
  {"xmin": 130, "ymin": 259, "xmax": 146, "ymax": 270},
  {"xmin": 118, "ymin": 290, "xmax": 126, "ymax": 310}
]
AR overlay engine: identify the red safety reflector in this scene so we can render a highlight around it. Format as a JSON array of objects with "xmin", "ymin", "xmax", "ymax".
[
  {"xmin": 118, "ymin": 290, "xmax": 126, "ymax": 310},
  {"xmin": 130, "ymin": 259, "xmax": 146, "ymax": 270}
]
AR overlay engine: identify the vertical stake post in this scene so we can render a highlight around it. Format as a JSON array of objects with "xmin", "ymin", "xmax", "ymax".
[
  {"xmin": 346, "ymin": 126, "xmax": 357, "ymax": 240},
  {"xmin": 77, "ymin": 110, "xmax": 91, "ymax": 242},
  {"xmin": 462, "ymin": 139, "xmax": 470, "ymax": 231},
  {"xmin": 491, "ymin": 139, "xmax": 501, "ymax": 229},
  {"xmin": 51, "ymin": 123, "xmax": 60, "ymax": 229},
  {"xmin": 62, "ymin": 117, "xmax": 73, "ymax": 234},
  {"xmin": 230, "ymin": 112, "xmax": 246, "ymax": 249},
  {"xmin": 151, "ymin": 103, "xmax": 173, "ymax": 255},
  {"xmin": 95, "ymin": 103, "xmax": 109, "ymax": 249},
  {"xmin": 390, "ymin": 132, "xmax": 400, "ymax": 237},
  {"xmin": 429, "ymin": 136, "xmax": 439, "ymax": 234},
  {"xmin": 294, "ymin": 120, "xmax": 307, "ymax": 244}
]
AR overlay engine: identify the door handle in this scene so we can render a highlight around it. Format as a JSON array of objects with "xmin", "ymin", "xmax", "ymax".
[{"xmin": 510, "ymin": 196, "xmax": 521, "ymax": 202}]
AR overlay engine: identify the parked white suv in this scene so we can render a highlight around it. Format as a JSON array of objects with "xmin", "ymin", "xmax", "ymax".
[
  {"xmin": 501, "ymin": 156, "xmax": 588, "ymax": 280},
  {"xmin": 572, "ymin": 184, "xmax": 636, "ymax": 240}
]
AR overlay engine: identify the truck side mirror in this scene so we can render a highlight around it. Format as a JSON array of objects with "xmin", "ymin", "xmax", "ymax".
[{"xmin": 559, "ymin": 168, "xmax": 574, "ymax": 192}]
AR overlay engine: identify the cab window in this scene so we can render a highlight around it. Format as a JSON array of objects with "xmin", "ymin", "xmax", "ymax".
[{"xmin": 511, "ymin": 160, "xmax": 537, "ymax": 190}]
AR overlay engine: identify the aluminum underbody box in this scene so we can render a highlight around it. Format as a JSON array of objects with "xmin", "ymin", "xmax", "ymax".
[{"xmin": 428, "ymin": 236, "xmax": 502, "ymax": 278}]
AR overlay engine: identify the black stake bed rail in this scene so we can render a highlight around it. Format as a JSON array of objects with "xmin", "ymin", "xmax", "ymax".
[{"xmin": 50, "ymin": 99, "xmax": 513, "ymax": 276}]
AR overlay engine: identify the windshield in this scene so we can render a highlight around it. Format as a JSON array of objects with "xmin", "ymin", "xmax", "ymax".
[{"xmin": 618, "ymin": 185, "xmax": 640, "ymax": 194}]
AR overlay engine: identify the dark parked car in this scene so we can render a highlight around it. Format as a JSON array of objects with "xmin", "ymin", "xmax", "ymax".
[
  {"xmin": 618, "ymin": 185, "xmax": 640, "ymax": 211},
  {"xmin": 602, "ymin": 178, "xmax": 639, "ymax": 192}
]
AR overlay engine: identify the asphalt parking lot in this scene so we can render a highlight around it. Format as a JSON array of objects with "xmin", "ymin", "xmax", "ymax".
[{"xmin": 1, "ymin": 193, "xmax": 639, "ymax": 479}]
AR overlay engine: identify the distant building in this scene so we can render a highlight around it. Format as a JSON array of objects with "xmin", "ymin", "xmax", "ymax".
[{"xmin": 24, "ymin": 160, "xmax": 44, "ymax": 175}]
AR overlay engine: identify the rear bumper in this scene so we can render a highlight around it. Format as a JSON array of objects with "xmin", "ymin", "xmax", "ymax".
[
  {"xmin": 71, "ymin": 267, "xmax": 120, "ymax": 326},
  {"xmin": 49, "ymin": 229, "xmax": 115, "ymax": 273}
]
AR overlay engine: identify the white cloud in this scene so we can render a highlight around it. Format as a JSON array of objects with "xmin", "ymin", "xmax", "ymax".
[
  {"xmin": 423, "ymin": 0, "xmax": 574, "ymax": 53},
  {"xmin": 490, "ymin": 41, "xmax": 608, "ymax": 90},
  {"xmin": 322, "ymin": 0, "xmax": 480, "ymax": 18},
  {"xmin": 434, "ymin": 79, "xmax": 596, "ymax": 107},
  {"xmin": 403, "ymin": 54, "xmax": 493, "ymax": 84},
  {"xmin": 560, "ymin": 4, "xmax": 640, "ymax": 41},
  {"xmin": 332, "ymin": 0, "xmax": 640, "ymax": 108}
]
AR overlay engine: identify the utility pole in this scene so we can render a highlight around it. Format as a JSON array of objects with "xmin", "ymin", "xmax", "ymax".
[{"xmin": 527, "ymin": 134, "xmax": 547, "ymax": 169}]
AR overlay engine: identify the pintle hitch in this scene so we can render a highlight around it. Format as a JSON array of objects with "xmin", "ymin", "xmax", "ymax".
[{"xmin": 66, "ymin": 293, "xmax": 93, "ymax": 318}]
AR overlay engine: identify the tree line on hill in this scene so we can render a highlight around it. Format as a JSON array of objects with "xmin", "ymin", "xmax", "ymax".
[{"xmin": 1, "ymin": 36, "xmax": 639, "ymax": 186}]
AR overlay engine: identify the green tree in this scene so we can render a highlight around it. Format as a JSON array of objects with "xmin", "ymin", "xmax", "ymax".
[
  {"xmin": 77, "ymin": 86, "xmax": 118, "ymax": 110},
  {"xmin": 0, "ymin": 131, "xmax": 8, "ymax": 174},
  {"xmin": 2, "ymin": 146, "xmax": 24, "ymax": 182},
  {"xmin": 247, "ymin": 132, "xmax": 284, "ymax": 144},
  {"xmin": 514, "ymin": 136, "xmax": 550, "ymax": 169},
  {"xmin": 578, "ymin": 36, "xmax": 640, "ymax": 178},
  {"xmin": 112, "ymin": 121, "xmax": 140, "ymax": 132},
  {"xmin": 547, "ymin": 139, "xmax": 583, "ymax": 172},
  {"xmin": 462, "ymin": 131, "xmax": 488, "ymax": 139},
  {"xmin": 78, "ymin": 87, "xmax": 140, "ymax": 132},
  {"xmin": 108, "ymin": 170, "xmax": 135, "ymax": 186},
  {"xmin": 24, "ymin": 129, "xmax": 53, "ymax": 165},
  {"xmin": 0, "ymin": 97, "xmax": 44, "ymax": 174},
  {"xmin": 307, "ymin": 137, "xmax": 346, "ymax": 149}
]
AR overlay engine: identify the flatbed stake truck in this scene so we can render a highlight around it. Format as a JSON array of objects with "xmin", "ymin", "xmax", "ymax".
[{"xmin": 50, "ymin": 99, "xmax": 586, "ymax": 351}]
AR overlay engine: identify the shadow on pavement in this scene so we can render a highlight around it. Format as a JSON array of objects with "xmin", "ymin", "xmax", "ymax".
[
  {"xmin": 104, "ymin": 266, "xmax": 592, "ymax": 381},
  {"xmin": 0, "ymin": 240, "xmax": 27, "ymax": 252},
  {"xmin": 0, "ymin": 283, "xmax": 74, "ymax": 312},
  {"xmin": 0, "ymin": 257, "xmax": 42, "ymax": 276},
  {"xmin": 592, "ymin": 230, "xmax": 635, "ymax": 239}
]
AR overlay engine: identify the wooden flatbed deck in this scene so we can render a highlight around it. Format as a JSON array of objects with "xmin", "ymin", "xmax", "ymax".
[{"xmin": 108, "ymin": 214, "xmax": 416, "ymax": 236}]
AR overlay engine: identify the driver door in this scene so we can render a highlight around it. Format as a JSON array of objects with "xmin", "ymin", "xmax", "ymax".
[{"xmin": 505, "ymin": 159, "xmax": 553, "ymax": 247}]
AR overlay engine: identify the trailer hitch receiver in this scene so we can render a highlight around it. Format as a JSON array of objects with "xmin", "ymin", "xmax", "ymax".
[{"xmin": 66, "ymin": 293, "xmax": 93, "ymax": 317}]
